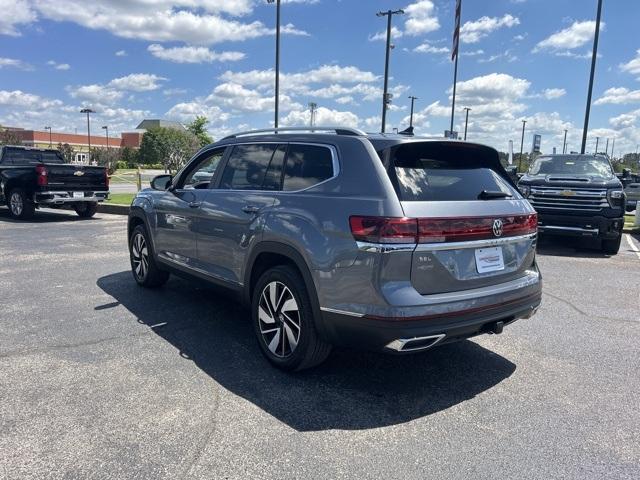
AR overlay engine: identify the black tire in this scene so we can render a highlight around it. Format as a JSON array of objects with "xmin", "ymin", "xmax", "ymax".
[
  {"xmin": 129, "ymin": 224, "xmax": 170, "ymax": 288},
  {"xmin": 252, "ymin": 265, "xmax": 332, "ymax": 371},
  {"xmin": 602, "ymin": 235, "xmax": 622, "ymax": 255},
  {"xmin": 74, "ymin": 202, "xmax": 98, "ymax": 218},
  {"xmin": 7, "ymin": 188, "xmax": 35, "ymax": 220}
]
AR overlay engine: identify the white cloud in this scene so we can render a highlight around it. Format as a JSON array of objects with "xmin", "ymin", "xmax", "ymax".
[
  {"xmin": 460, "ymin": 14, "xmax": 520, "ymax": 43},
  {"xmin": 207, "ymin": 82, "xmax": 301, "ymax": 113},
  {"xmin": 542, "ymin": 88, "xmax": 566, "ymax": 100},
  {"xmin": 115, "ymin": 50, "xmax": 127, "ymax": 57},
  {"xmin": 533, "ymin": 20, "xmax": 601, "ymax": 54},
  {"xmin": 0, "ymin": 90, "xmax": 62, "ymax": 109},
  {"xmin": 461, "ymin": 49, "xmax": 484, "ymax": 57},
  {"xmin": 368, "ymin": 26, "xmax": 402, "ymax": 42},
  {"xmin": 609, "ymin": 109, "xmax": 640, "ymax": 129},
  {"xmin": 282, "ymin": 107, "xmax": 359, "ymax": 128},
  {"xmin": 0, "ymin": 0, "xmax": 36, "ymax": 36},
  {"xmin": 67, "ymin": 84, "xmax": 124, "ymax": 105},
  {"xmin": 620, "ymin": 49, "xmax": 640, "ymax": 79},
  {"xmin": 47, "ymin": 60, "xmax": 70, "ymax": 70},
  {"xmin": 148, "ymin": 44, "xmax": 245, "ymax": 63},
  {"xmin": 107, "ymin": 73, "xmax": 167, "ymax": 92},
  {"xmin": 0, "ymin": 57, "xmax": 32, "ymax": 70},
  {"xmin": 478, "ymin": 50, "xmax": 518, "ymax": 63},
  {"xmin": 413, "ymin": 42, "xmax": 449, "ymax": 54},
  {"xmin": 404, "ymin": 1, "xmax": 440, "ymax": 36},
  {"xmin": 165, "ymin": 102, "xmax": 230, "ymax": 124},
  {"xmin": 595, "ymin": 87, "xmax": 640, "ymax": 105}
]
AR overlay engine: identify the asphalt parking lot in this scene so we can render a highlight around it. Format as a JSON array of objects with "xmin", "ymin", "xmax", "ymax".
[{"xmin": 1, "ymin": 208, "xmax": 639, "ymax": 480}]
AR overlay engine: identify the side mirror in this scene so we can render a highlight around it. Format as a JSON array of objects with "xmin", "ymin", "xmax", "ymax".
[{"xmin": 150, "ymin": 174, "xmax": 172, "ymax": 191}]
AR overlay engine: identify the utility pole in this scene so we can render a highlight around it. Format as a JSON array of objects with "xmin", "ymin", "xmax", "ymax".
[
  {"xmin": 605, "ymin": 137, "xmax": 609, "ymax": 156},
  {"xmin": 267, "ymin": 0, "xmax": 281, "ymax": 129},
  {"xmin": 408, "ymin": 96, "xmax": 418, "ymax": 128},
  {"xmin": 518, "ymin": 120, "xmax": 527, "ymax": 171},
  {"xmin": 102, "ymin": 125, "xmax": 109, "ymax": 149},
  {"xmin": 463, "ymin": 107, "xmax": 471, "ymax": 140},
  {"xmin": 611, "ymin": 138, "xmax": 615, "ymax": 160},
  {"xmin": 80, "ymin": 108, "xmax": 95, "ymax": 163},
  {"xmin": 377, "ymin": 8, "xmax": 404, "ymax": 133},
  {"xmin": 44, "ymin": 126, "xmax": 52, "ymax": 147},
  {"xmin": 563, "ymin": 129, "xmax": 568, "ymax": 154},
  {"xmin": 450, "ymin": 0, "xmax": 462, "ymax": 134},
  {"xmin": 308, "ymin": 102, "xmax": 317, "ymax": 127},
  {"xmin": 580, "ymin": 0, "xmax": 603, "ymax": 154},
  {"xmin": 595, "ymin": 136, "xmax": 600, "ymax": 154}
]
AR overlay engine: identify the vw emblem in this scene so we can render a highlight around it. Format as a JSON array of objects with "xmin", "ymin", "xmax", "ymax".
[{"xmin": 492, "ymin": 219, "xmax": 503, "ymax": 237}]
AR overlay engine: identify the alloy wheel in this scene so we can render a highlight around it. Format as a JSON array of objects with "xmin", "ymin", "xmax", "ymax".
[
  {"xmin": 10, "ymin": 192, "xmax": 23, "ymax": 216},
  {"xmin": 131, "ymin": 233, "xmax": 149, "ymax": 280},
  {"xmin": 258, "ymin": 281, "xmax": 301, "ymax": 358}
]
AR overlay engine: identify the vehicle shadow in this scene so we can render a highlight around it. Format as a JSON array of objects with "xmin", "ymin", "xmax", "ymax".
[
  {"xmin": 97, "ymin": 271, "xmax": 516, "ymax": 432},
  {"xmin": 0, "ymin": 207, "xmax": 93, "ymax": 223},
  {"xmin": 536, "ymin": 235, "xmax": 610, "ymax": 258}
]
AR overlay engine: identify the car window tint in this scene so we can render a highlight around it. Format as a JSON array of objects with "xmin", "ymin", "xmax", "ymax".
[
  {"xmin": 5, "ymin": 149, "xmax": 41, "ymax": 165},
  {"xmin": 262, "ymin": 144, "xmax": 286, "ymax": 191},
  {"xmin": 182, "ymin": 150, "xmax": 224, "ymax": 188},
  {"xmin": 282, "ymin": 144, "xmax": 333, "ymax": 191},
  {"xmin": 41, "ymin": 151, "xmax": 65, "ymax": 164},
  {"xmin": 220, "ymin": 144, "xmax": 277, "ymax": 190}
]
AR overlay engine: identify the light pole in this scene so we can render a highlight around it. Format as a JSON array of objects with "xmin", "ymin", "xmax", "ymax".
[
  {"xmin": 44, "ymin": 126, "xmax": 52, "ymax": 147},
  {"xmin": 595, "ymin": 136, "xmax": 600, "ymax": 154},
  {"xmin": 580, "ymin": 0, "xmax": 603, "ymax": 154},
  {"xmin": 563, "ymin": 129, "xmax": 568, "ymax": 154},
  {"xmin": 267, "ymin": 0, "xmax": 281, "ymax": 129},
  {"xmin": 408, "ymin": 96, "xmax": 418, "ymax": 128},
  {"xmin": 308, "ymin": 103, "xmax": 317, "ymax": 127},
  {"xmin": 611, "ymin": 137, "xmax": 615, "ymax": 160},
  {"xmin": 102, "ymin": 125, "xmax": 109, "ymax": 149},
  {"xmin": 605, "ymin": 138, "xmax": 609, "ymax": 156},
  {"xmin": 463, "ymin": 107, "xmax": 471, "ymax": 141},
  {"xmin": 518, "ymin": 120, "xmax": 527, "ymax": 171},
  {"xmin": 377, "ymin": 8, "xmax": 404, "ymax": 133},
  {"xmin": 80, "ymin": 108, "xmax": 95, "ymax": 163}
]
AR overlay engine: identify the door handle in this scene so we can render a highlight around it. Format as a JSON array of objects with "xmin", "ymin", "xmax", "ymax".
[
  {"xmin": 242, "ymin": 205, "xmax": 260, "ymax": 214},
  {"xmin": 188, "ymin": 202, "xmax": 201, "ymax": 208}
]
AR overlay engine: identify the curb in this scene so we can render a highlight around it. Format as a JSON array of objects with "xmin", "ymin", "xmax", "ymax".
[{"xmin": 98, "ymin": 203, "xmax": 130, "ymax": 215}]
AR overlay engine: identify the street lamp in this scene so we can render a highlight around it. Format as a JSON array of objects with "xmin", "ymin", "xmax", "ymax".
[
  {"xmin": 308, "ymin": 103, "xmax": 317, "ymax": 127},
  {"xmin": 80, "ymin": 108, "xmax": 95, "ymax": 163},
  {"xmin": 377, "ymin": 8, "xmax": 405, "ymax": 133},
  {"xmin": 44, "ymin": 126, "xmax": 52, "ymax": 147},
  {"xmin": 102, "ymin": 125, "xmax": 109, "ymax": 149},
  {"xmin": 595, "ymin": 136, "xmax": 600, "ymax": 154},
  {"xmin": 518, "ymin": 120, "xmax": 527, "ymax": 172},
  {"xmin": 408, "ymin": 96, "xmax": 418, "ymax": 128},
  {"xmin": 463, "ymin": 107, "xmax": 471, "ymax": 141},
  {"xmin": 580, "ymin": 0, "xmax": 603, "ymax": 154},
  {"xmin": 563, "ymin": 129, "xmax": 568, "ymax": 154},
  {"xmin": 267, "ymin": 0, "xmax": 281, "ymax": 129}
]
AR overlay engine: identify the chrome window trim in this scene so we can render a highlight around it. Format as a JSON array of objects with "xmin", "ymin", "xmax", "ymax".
[
  {"xmin": 415, "ymin": 233, "xmax": 537, "ymax": 252},
  {"xmin": 319, "ymin": 307, "xmax": 365, "ymax": 318}
]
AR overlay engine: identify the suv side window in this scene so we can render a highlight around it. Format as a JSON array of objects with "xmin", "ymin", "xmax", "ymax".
[
  {"xmin": 180, "ymin": 149, "xmax": 225, "ymax": 189},
  {"xmin": 282, "ymin": 144, "xmax": 334, "ymax": 191},
  {"xmin": 220, "ymin": 144, "xmax": 279, "ymax": 190}
]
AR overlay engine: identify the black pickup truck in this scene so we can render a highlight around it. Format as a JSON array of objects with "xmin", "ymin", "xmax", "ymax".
[
  {"xmin": 0, "ymin": 145, "xmax": 109, "ymax": 220},
  {"xmin": 518, "ymin": 154, "xmax": 625, "ymax": 254}
]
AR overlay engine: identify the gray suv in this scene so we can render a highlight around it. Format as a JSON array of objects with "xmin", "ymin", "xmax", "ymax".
[{"xmin": 128, "ymin": 127, "xmax": 542, "ymax": 371}]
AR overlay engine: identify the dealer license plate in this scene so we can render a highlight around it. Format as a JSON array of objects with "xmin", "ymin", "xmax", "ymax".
[{"xmin": 475, "ymin": 246, "xmax": 505, "ymax": 274}]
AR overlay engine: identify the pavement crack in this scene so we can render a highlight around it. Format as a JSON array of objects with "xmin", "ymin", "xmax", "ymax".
[
  {"xmin": 0, "ymin": 330, "xmax": 154, "ymax": 360},
  {"xmin": 543, "ymin": 291, "xmax": 638, "ymax": 325}
]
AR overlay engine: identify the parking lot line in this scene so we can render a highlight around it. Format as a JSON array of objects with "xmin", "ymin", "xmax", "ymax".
[{"xmin": 626, "ymin": 234, "xmax": 640, "ymax": 260}]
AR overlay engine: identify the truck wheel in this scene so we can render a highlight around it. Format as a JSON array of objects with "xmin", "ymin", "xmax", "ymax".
[
  {"xmin": 8, "ymin": 188, "xmax": 35, "ymax": 220},
  {"xmin": 252, "ymin": 265, "xmax": 332, "ymax": 371},
  {"xmin": 602, "ymin": 235, "xmax": 622, "ymax": 255},
  {"xmin": 129, "ymin": 224, "xmax": 170, "ymax": 288},
  {"xmin": 74, "ymin": 202, "xmax": 98, "ymax": 218}
]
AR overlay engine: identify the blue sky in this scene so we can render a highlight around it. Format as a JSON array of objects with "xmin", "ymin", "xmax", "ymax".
[{"xmin": 1, "ymin": 0, "xmax": 639, "ymax": 154}]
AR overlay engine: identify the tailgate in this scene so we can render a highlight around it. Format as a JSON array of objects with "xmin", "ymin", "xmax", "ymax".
[{"xmin": 45, "ymin": 164, "xmax": 108, "ymax": 190}]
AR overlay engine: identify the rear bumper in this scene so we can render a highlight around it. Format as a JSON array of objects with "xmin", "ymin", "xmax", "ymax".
[
  {"xmin": 537, "ymin": 213, "xmax": 623, "ymax": 239},
  {"xmin": 34, "ymin": 191, "xmax": 109, "ymax": 205},
  {"xmin": 319, "ymin": 277, "xmax": 542, "ymax": 353}
]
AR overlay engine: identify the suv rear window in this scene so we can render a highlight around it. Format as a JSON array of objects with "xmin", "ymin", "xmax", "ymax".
[
  {"xmin": 3, "ymin": 149, "xmax": 42, "ymax": 165},
  {"xmin": 385, "ymin": 142, "xmax": 517, "ymax": 202}
]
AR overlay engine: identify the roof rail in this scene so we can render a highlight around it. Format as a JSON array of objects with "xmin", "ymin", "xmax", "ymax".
[{"xmin": 221, "ymin": 126, "xmax": 366, "ymax": 140}]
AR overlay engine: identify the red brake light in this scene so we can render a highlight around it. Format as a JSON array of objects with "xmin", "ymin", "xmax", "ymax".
[
  {"xmin": 349, "ymin": 216, "xmax": 417, "ymax": 244},
  {"xmin": 418, "ymin": 213, "xmax": 538, "ymax": 243},
  {"xmin": 35, "ymin": 164, "xmax": 48, "ymax": 186}
]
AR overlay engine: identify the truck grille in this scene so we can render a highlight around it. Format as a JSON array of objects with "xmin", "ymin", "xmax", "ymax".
[{"xmin": 529, "ymin": 186, "xmax": 608, "ymax": 212}]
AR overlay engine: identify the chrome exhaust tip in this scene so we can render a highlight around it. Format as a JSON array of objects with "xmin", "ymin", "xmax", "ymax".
[{"xmin": 385, "ymin": 334, "xmax": 446, "ymax": 352}]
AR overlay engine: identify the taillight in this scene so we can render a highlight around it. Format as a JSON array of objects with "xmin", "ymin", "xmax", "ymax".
[
  {"xmin": 104, "ymin": 169, "xmax": 110, "ymax": 189},
  {"xmin": 418, "ymin": 214, "xmax": 537, "ymax": 243},
  {"xmin": 35, "ymin": 164, "xmax": 48, "ymax": 186},
  {"xmin": 349, "ymin": 214, "xmax": 537, "ymax": 244},
  {"xmin": 349, "ymin": 216, "xmax": 417, "ymax": 244}
]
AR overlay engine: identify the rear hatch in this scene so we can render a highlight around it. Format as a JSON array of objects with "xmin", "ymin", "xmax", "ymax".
[{"xmin": 384, "ymin": 141, "xmax": 537, "ymax": 295}]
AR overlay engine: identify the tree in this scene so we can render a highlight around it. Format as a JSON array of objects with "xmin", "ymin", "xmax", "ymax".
[
  {"xmin": 139, "ymin": 127, "xmax": 200, "ymax": 172},
  {"xmin": 186, "ymin": 116, "xmax": 213, "ymax": 148},
  {"xmin": 0, "ymin": 127, "xmax": 23, "ymax": 146},
  {"xmin": 91, "ymin": 147, "xmax": 120, "ymax": 173},
  {"xmin": 120, "ymin": 146, "xmax": 140, "ymax": 167},
  {"xmin": 57, "ymin": 143, "xmax": 76, "ymax": 162}
]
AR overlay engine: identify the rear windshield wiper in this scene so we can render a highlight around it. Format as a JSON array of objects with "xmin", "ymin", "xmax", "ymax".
[{"xmin": 478, "ymin": 190, "xmax": 512, "ymax": 200}]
